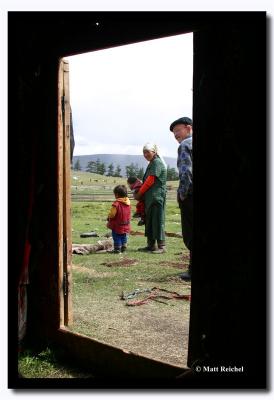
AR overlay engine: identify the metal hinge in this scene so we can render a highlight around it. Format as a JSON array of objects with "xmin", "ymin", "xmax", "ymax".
[
  {"xmin": 61, "ymin": 95, "xmax": 65, "ymax": 116},
  {"xmin": 63, "ymin": 272, "xmax": 68, "ymax": 296},
  {"xmin": 63, "ymin": 240, "xmax": 68, "ymax": 296}
]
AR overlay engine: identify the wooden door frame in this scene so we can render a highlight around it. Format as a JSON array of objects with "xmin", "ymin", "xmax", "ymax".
[{"xmin": 57, "ymin": 58, "xmax": 73, "ymax": 328}]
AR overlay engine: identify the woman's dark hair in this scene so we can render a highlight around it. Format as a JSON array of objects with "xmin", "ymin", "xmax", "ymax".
[
  {"xmin": 127, "ymin": 176, "xmax": 137, "ymax": 184},
  {"xmin": 113, "ymin": 185, "xmax": 128, "ymax": 197}
]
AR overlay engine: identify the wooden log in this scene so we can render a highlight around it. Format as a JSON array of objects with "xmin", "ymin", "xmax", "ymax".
[{"xmin": 72, "ymin": 239, "xmax": 113, "ymax": 255}]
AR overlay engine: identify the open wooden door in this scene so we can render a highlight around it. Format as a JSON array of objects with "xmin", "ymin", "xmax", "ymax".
[{"xmin": 57, "ymin": 59, "xmax": 73, "ymax": 327}]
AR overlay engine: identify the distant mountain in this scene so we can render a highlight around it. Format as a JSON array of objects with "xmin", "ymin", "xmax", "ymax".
[{"xmin": 72, "ymin": 154, "xmax": 178, "ymax": 177}]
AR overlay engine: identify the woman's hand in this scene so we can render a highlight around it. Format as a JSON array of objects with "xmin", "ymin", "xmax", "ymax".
[{"xmin": 134, "ymin": 191, "xmax": 142, "ymax": 201}]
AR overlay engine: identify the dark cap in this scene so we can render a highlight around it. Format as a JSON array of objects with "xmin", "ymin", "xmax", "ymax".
[{"xmin": 170, "ymin": 117, "xmax": 192, "ymax": 132}]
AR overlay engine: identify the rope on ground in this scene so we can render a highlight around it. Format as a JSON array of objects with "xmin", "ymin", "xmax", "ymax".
[{"xmin": 120, "ymin": 287, "xmax": 191, "ymax": 306}]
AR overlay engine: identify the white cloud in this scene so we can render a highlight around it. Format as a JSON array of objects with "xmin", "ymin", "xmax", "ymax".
[
  {"xmin": 74, "ymin": 141, "xmax": 143, "ymax": 156},
  {"xmin": 67, "ymin": 33, "xmax": 193, "ymax": 157}
]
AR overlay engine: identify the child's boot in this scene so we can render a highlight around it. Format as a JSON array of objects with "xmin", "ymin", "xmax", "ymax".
[
  {"xmin": 121, "ymin": 244, "xmax": 127, "ymax": 253},
  {"xmin": 108, "ymin": 246, "xmax": 121, "ymax": 254},
  {"xmin": 114, "ymin": 246, "xmax": 121, "ymax": 253}
]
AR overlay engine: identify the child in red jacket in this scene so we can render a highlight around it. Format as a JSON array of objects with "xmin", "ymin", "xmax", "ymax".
[
  {"xmin": 107, "ymin": 185, "xmax": 131, "ymax": 253},
  {"xmin": 127, "ymin": 176, "xmax": 145, "ymax": 226}
]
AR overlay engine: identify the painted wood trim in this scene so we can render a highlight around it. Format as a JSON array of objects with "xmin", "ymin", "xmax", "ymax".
[
  {"xmin": 55, "ymin": 328, "xmax": 186, "ymax": 379},
  {"xmin": 62, "ymin": 59, "xmax": 73, "ymax": 325},
  {"xmin": 57, "ymin": 59, "xmax": 65, "ymax": 327}
]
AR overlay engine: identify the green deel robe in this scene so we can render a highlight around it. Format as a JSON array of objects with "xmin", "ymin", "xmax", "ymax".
[{"xmin": 143, "ymin": 156, "xmax": 167, "ymax": 242}]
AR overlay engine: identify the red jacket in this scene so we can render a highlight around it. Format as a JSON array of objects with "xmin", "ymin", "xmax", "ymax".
[
  {"xmin": 107, "ymin": 199, "xmax": 131, "ymax": 234},
  {"xmin": 131, "ymin": 178, "xmax": 142, "ymax": 192}
]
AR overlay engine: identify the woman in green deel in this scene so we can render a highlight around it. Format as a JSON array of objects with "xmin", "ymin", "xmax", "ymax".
[{"xmin": 135, "ymin": 143, "xmax": 167, "ymax": 254}]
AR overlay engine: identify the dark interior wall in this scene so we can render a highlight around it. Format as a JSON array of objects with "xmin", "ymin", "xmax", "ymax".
[
  {"xmin": 9, "ymin": 12, "xmax": 266, "ymax": 387},
  {"xmin": 190, "ymin": 16, "xmax": 266, "ymax": 386},
  {"xmin": 9, "ymin": 28, "xmax": 61, "ymax": 337},
  {"xmin": 25, "ymin": 58, "xmax": 61, "ymax": 338}
]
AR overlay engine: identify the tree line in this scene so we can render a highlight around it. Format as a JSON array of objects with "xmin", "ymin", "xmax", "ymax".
[{"xmin": 73, "ymin": 158, "xmax": 178, "ymax": 181}]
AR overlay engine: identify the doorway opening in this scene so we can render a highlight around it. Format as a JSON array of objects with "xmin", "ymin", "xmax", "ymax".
[{"xmin": 59, "ymin": 33, "xmax": 193, "ymax": 368}]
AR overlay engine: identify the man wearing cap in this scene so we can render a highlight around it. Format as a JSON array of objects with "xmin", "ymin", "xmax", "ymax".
[{"xmin": 170, "ymin": 117, "xmax": 193, "ymax": 281}]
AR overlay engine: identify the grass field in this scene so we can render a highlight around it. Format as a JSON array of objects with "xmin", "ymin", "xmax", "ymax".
[
  {"xmin": 19, "ymin": 171, "xmax": 190, "ymax": 378},
  {"xmin": 69, "ymin": 171, "xmax": 191, "ymax": 368},
  {"xmin": 71, "ymin": 170, "xmax": 179, "ymax": 201}
]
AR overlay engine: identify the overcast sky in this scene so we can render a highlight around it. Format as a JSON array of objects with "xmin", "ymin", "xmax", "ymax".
[{"xmin": 66, "ymin": 32, "xmax": 193, "ymax": 158}]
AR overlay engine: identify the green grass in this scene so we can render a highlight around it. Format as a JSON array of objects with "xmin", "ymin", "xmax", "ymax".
[
  {"xmin": 70, "ymin": 196, "xmax": 191, "ymax": 367},
  {"xmin": 72, "ymin": 199, "xmax": 182, "ymax": 244},
  {"xmin": 71, "ymin": 171, "xmax": 178, "ymax": 200},
  {"xmin": 19, "ymin": 174, "xmax": 189, "ymax": 377},
  {"xmin": 71, "ymin": 170, "xmax": 179, "ymax": 188},
  {"xmin": 18, "ymin": 347, "xmax": 94, "ymax": 378}
]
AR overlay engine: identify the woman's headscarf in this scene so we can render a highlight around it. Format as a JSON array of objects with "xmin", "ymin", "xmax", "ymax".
[{"xmin": 143, "ymin": 142, "xmax": 167, "ymax": 169}]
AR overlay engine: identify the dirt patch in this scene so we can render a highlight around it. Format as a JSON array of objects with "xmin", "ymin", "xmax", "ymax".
[
  {"xmin": 175, "ymin": 252, "xmax": 190, "ymax": 258},
  {"xmin": 158, "ymin": 261, "xmax": 189, "ymax": 269},
  {"xmin": 165, "ymin": 232, "xmax": 183, "ymax": 238},
  {"xmin": 101, "ymin": 258, "xmax": 138, "ymax": 268},
  {"xmin": 164, "ymin": 276, "xmax": 192, "ymax": 287}
]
